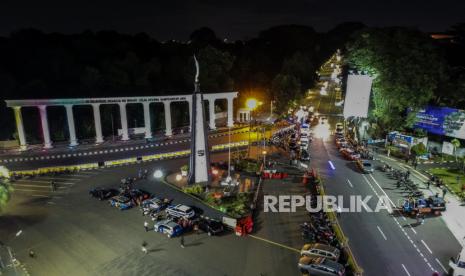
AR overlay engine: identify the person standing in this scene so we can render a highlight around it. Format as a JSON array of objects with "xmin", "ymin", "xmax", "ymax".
[
  {"xmin": 442, "ymin": 187, "xmax": 447, "ymax": 199},
  {"xmin": 180, "ymin": 235, "xmax": 185, "ymax": 248},
  {"xmin": 421, "ymin": 213, "xmax": 426, "ymax": 225},
  {"xmin": 144, "ymin": 221, "xmax": 149, "ymax": 232},
  {"xmin": 336, "ymin": 205, "xmax": 342, "ymax": 218},
  {"xmin": 141, "ymin": 242, "xmax": 148, "ymax": 254}
]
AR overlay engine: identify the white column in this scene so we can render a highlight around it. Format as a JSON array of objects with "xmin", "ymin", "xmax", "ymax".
[
  {"xmin": 38, "ymin": 105, "xmax": 52, "ymax": 149},
  {"xmin": 92, "ymin": 104, "xmax": 104, "ymax": 144},
  {"xmin": 65, "ymin": 105, "xmax": 78, "ymax": 147},
  {"xmin": 13, "ymin": 106, "xmax": 27, "ymax": 150},
  {"xmin": 142, "ymin": 102, "xmax": 152, "ymax": 139},
  {"xmin": 164, "ymin": 101, "xmax": 172, "ymax": 136},
  {"xmin": 227, "ymin": 97, "xmax": 234, "ymax": 127},
  {"xmin": 119, "ymin": 103, "xmax": 129, "ymax": 141},
  {"xmin": 208, "ymin": 99, "xmax": 216, "ymax": 130},
  {"xmin": 187, "ymin": 99, "xmax": 192, "ymax": 132}
]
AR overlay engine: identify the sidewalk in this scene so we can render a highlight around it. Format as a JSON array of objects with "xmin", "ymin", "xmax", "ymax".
[{"xmin": 378, "ymin": 153, "xmax": 465, "ymax": 245}]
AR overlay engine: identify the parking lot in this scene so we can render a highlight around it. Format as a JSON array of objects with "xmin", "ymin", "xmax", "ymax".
[{"xmin": 1, "ymin": 154, "xmax": 303, "ymax": 276}]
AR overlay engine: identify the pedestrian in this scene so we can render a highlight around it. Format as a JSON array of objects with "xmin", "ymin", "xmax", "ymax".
[
  {"xmin": 416, "ymin": 212, "xmax": 420, "ymax": 224},
  {"xmin": 180, "ymin": 235, "xmax": 185, "ymax": 248},
  {"xmin": 421, "ymin": 213, "xmax": 426, "ymax": 225},
  {"xmin": 144, "ymin": 221, "xmax": 149, "ymax": 232},
  {"xmin": 442, "ymin": 187, "xmax": 447, "ymax": 199},
  {"xmin": 336, "ymin": 205, "xmax": 342, "ymax": 218},
  {"xmin": 413, "ymin": 160, "xmax": 418, "ymax": 170},
  {"xmin": 28, "ymin": 249, "xmax": 35, "ymax": 258},
  {"xmin": 427, "ymin": 180, "xmax": 431, "ymax": 189},
  {"xmin": 141, "ymin": 241, "xmax": 148, "ymax": 254}
]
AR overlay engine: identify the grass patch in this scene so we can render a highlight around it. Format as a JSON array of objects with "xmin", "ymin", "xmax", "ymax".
[{"xmin": 428, "ymin": 167, "xmax": 465, "ymax": 194}]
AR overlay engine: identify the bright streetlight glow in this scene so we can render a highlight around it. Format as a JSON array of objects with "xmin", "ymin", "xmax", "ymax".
[
  {"xmin": 246, "ymin": 98, "xmax": 258, "ymax": 110},
  {"xmin": 153, "ymin": 170, "xmax": 163, "ymax": 179},
  {"xmin": 175, "ymin": 174, "xmax": 182, "ymax": 181},
  {"xmin": 212, "ymin": 169, "xmax": 219, "ymax": 175}
]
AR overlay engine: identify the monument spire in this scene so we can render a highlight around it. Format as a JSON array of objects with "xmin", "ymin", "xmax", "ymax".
[{"xmin": 188, "ymin": 55, "xmax": 211, "ymax": 184}]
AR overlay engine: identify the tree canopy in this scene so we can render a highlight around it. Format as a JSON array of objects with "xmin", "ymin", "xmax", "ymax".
[{"xmin": 347, "ymin": 27, "xmax": 448, "ymax": 131}]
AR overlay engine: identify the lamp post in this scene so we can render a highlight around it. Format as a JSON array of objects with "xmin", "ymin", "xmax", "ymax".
[{"xmin": 246, "ymin": 98, "xmax": 258, "ymax": 157}]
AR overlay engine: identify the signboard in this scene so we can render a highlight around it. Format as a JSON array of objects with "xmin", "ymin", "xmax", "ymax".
[
  {"xmin": 343, "ymin": 74, "xmax": 373, "ymax": 119},
  {"xmin": 442, "ymin": 141, "xmax": 455, "ymax": 155},
  {"xmin": 367, "ymin": 139, "xmax": 386, "ymax": 144},
  {"xmin": 414, "ymin": 106, "xmax": 465, "ymax": 139}
]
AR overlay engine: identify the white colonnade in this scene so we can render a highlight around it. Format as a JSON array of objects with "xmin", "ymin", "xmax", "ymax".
[{"xmin": 6, "ymin": 92, "xmax": 237, "ymax": 149}]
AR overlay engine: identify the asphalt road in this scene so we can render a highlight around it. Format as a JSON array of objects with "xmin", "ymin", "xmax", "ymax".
[
  {"xmin": 309, "ymin": 135, "xmax": 460, "ymax": 275},
  {"xmin": 1, "ymin": 150, "xmax": 301, "ymax": 276},
  {"xmin": 1, "ymin": 130, "xmax": 255, "ymax": 170}
]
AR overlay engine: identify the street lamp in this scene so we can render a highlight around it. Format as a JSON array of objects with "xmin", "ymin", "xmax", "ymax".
[
  {"xmin": 153, "ymin": 170, "xmax": 163, "ymax": 179},
  {"xmin": 246, "ymin": 98, "xmax": 258, "ymax": 157},
  {"xmin": 262, "ymin": 150, "xmax": 267, "ymax": 167}
]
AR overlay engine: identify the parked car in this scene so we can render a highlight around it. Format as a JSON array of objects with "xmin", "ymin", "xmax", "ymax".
[
  {"xmin": 301, "ymin": 150, "xmax": 311, "ymax": 161},
  {"xmin": 141, "ymin": 197, "xmax": 171, "ymax": 215},
  {"xmin": 335, "ymin": 123, "xmax": 344, "ymax": 133},
  {"xmin": 356, "ymin": 160, "xmax": 374, "ymax": 173},
  {"xmin": 166, "ymin": 204, "xmax": 195, "ymax": 219},
  {"xmin": 89, "ymin": 187, "xmax": 119, "ymax": 200},
  {"xmin": 298, "ymin": 256, "xmax": 345, "ymax": 276},
  {"xmin": 300, "ymin": 243, "xmax": 341, "ymax": 261},
  {"xmin": 341, "ymin": 149, "xmax": 360, "ymax": 160},
  {"xmin": 197, "ymin": 218, "xmax": 224, "ymax": 236},
  {"xmin": 108, "ymin": 195, "xmax": 133, "ymax": 210},
  {"xmin": 154, "ymin": 219, "xmax": 183, "ymax": 238}
]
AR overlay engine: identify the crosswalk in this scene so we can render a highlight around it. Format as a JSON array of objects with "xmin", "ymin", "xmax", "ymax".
[{"xmin": 10, "ymin": 171, "xmax": 100, "ymax": 198}]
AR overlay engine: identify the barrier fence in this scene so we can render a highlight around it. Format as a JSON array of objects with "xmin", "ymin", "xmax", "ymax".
[{"xmin": 7, "ymin": 141, "xmax": 250, "ymax": 177}]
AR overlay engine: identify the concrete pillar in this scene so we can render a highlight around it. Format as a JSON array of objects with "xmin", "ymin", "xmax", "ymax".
[
  {"xmin": 164, "ymin": 101, "xmax": 172, "ymax": 136},
  {"xmin": 227, "ymin": 97, "xmax": 234, "ymax": 127},
  {"xmin": 92, "ymin": 104, "xmax": 104, "ymax": 144},
  {"xmin": 119, "ymin": 103, "xmax": 129, "ymax": 141},
  {"xmin": 208, "ymin": 99, "xmax": 216, "ymax": 130},
  {"xmin": 142, "ymin": 102, "xmax": 152, "ymax": 139},
  {"xmin": 65, "ymin": 105, "xmax": 78, "ymax": 147},
  {"xmin": 38, "ymin": 105, "xmax": 53, "ymax": 149},
  {"xmin": 187, "ymin": 99, "xmax": 192, "ymax": 132},
  {"xmin": 13, "ymin": 107, "xmax": 27, "ymax": 150}
]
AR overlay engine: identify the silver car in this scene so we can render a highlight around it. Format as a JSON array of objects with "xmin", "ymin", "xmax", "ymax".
[
  {"xmin": 301, "ymin": 243, "xmax": 341, "ymax": 261},
  {"xmin": 298, "ymin": 256, "xmax": 345, "ymax": 276}
]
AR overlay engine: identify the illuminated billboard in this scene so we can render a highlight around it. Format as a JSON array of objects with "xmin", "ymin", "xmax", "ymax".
[
  {"xmin": 343, "ymin": 74, "xmax": 373, "ymax": 119},
  {"xmin": 414, "ymin": 106, "xmax": 465, "ymax": 139}
]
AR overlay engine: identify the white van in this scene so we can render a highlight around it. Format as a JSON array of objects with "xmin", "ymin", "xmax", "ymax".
[{"xmin": 449, "ymin": 247, "xmax": 465, "ymax": 276}]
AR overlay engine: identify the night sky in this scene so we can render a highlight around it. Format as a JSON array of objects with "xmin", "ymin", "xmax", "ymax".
[{"xmin": 0, "ymin": 0, "xmax": 464, "ymax": 40}]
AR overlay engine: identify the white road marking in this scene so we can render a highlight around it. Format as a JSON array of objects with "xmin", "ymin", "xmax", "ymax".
[
  {"xmin": 33, "ymin": 177, "xmax": 83, "ymax": 181},
  {"xmin": 13, "ymin": 180, "xmax": 75, "ymax": 185},
  {"xmin": 401, "ymin": 264, "xmax": 411, "ymax": 276},
  {"xmin": 12, "ymin": 184, "xmax": 69, "ymax": 188},
  {"xmin": 377, "ymin": 226, "xmax": 387, "ymax": 240},
  {"xmin": 347, "ymin": 179, "xmax": 353, "ymax": 188},
  {"xmin": 435, "ymin": 258, "xmax": 448, "ymax": 273},
  {"xmin": 420, "ymin": 240, "xmax": 432, "ymax": 254},
  {"xmin": 409, "ymin": 225, "xmax": 417, "ymax": 235}
]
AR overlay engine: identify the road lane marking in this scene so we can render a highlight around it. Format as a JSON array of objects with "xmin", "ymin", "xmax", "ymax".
[
  {"xmin": 377, "ymin": 226, "xmax": 387, "ymax": 240},
  {"xmin": 435, "ymin": 258, "xmax": 448, "ymax": 273},
  {"xmin": 13, "ymin": 180, "xmax": 75, "ymax": 185},
  {"xmin": 421, "ymin": 240, "xmax": 432, "ymax": 254},
  {"xmin": 34, "ymin": 177, "xmax": 83, "ymax": 181},
  {"xmin": 368, "ymin": 174, "xmax": 396, "ymax": 207},
  {"xmin": 401, "ymin": 264, "xmax": 411, "ymax": 276},
  {"xmin": 13, "ymin": 181, "xmax": 75, "ymax": 185},
  {"xmin": 12, "ymin": 184, "xmax": 68, "ymax": 188},
  {"xmin": 248, "ymin": 234, "xmax": 300, "ymax": 253},
  {"xmin": 347, "ymin": 179, "xmax": 353, "ymax": 188},
  {"xmin": 409, "ymin": 225, "xmax": 417, "ymax": 235}
]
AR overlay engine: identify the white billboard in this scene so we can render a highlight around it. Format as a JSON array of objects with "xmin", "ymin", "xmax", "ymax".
[{"xmin": 343, "ymin": 74, "xmax": 373, "ymax": 119}]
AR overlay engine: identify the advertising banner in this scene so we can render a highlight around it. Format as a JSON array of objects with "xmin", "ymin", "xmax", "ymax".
[{"xmin": 414, "ymin": 106, "xmax": 465, "ymax": 139}]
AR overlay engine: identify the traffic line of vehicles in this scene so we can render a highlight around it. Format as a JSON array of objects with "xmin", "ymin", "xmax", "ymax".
[
  {"xmin": 334, "ymin": 125, "xmax": 374, "ymax": 174},
  {"xmin": 89, "ymin": 185, "xmax": 224, "ymax": 238}
]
